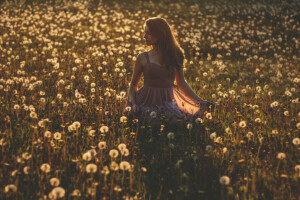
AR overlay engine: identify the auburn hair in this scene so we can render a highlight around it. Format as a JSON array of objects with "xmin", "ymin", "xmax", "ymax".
[{"xmin": 144, "ymin": 17, "xmax": 184, "ymax": 71}]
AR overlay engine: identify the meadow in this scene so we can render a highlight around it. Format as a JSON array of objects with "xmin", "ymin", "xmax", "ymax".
[{"xmin": 0, "ymin": 0, "xmax": 299, "ymax": 199}]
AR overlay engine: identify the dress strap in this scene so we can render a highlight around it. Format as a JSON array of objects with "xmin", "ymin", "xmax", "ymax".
[{"xmin": 145, "ymin": 52, "xmax": 150, "ymax": 64}]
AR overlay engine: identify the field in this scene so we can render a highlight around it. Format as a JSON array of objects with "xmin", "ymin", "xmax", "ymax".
[{"xmin": 0, "ymin": 0, "xmax": 299, "ymax": 199}]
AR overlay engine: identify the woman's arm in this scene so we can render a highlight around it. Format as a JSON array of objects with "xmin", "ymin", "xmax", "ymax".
[
  {"xmin": 175, "ymin": 66, "xmax": 205, "ymax": 103},
  {"xmin": 128, "ymin": 53, "xmax": 145, "ymax": 105}
]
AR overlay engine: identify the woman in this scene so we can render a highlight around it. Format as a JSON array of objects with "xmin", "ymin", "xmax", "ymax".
[{"xmin": 123, "ymin": 17, "xmax": 215, "ymax": 127}]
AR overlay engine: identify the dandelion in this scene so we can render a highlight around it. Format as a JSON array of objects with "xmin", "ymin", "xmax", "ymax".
[
  {"xmin": 22, "ymin": 152, "xmax": 32, "ymax": 160},
  {"xmin": 120, "ymin": 116, "xmax": 127, "ymax": 123},
  {"xmin": 225, "ymin": 127, "xmax": 232, "ymax": 135},
  {"xmin": 98, "ymin": 141, "xmax": 107, "ymax": 150},
  {"xmin": 239, "ymin": 120, "xmax": 247, "ymax": 128},
  {"xmin": 125, "ymin": 106, "xmax": 131, "ymax": 112},
  {"xmin": 277, "ymin": 152, "xmax": 286, "ymax": 160},
  {"xmin": 187, "ymin": 123, "xmax": 193, "ymax": 130},
  {"xmin": 120, "ymin": 161, "xmax": 131, "ymax": 171},
  {"xmin": 68, "ymin": 124, "xmax": 76, "ymax": 132},
  {"xmin": 195, "ymin": 117, "xmax": 203, "ymax": 124},
  {"xmin": 23, "ymin": 166, "xmax": 30, "ymax": 174},
  {"xmin": 101, "ymin": 166, "xmax": 110, "ymax": 175},
  {"xmin": 246, "ymin": 131, "xmax": 254, "ymax": 138},
  {"xmin": 150, "ymin": 111, "xmax": 157, "ymax": 119},
  {"xmin": 222, "ymin": 147, "xmax": 227, "ymax": 153},
  {"xmin": 167, "ymin": 132, "xmax": 175, "ymax": 140},
  {"xmin": 50, "ymin": 178, "xmax": 60, "ymax": 187},
  {"xmin": 50, "ymin": 187, "xmax": 65, "ymax": 199},
  {"xmin": 70, "ymin": 189, "xmax": 81, "ymax": 197},
  {"xmin": 30, "ymin": 112, "xmax": 37, "ymax": 119},
  {"xmin": 205, "ymin": 145, "xmax": 213, "ymax": 152},
  {"xmin": 4, "ymin": 184, "xmax": 17, "ymax": 193},
  {"xmin": 210, "ymin": 132, "xmax": 217, "ymax": 140},
  {"xmin": 53, "ymin": 132, "xmax": 61, "ymax": 140},
  {"xmin": 270, "ymin": 101, "xmax": 279, "ymax": 108},
  {"xmin": 88, "ymin": 130, "xmax": 96, "ymax": 137},
  {"xmin": 120, "ymin": 148, "xmax": 129, "ymax": 156},
  {"xmin": 110, "ymin": 161, "xmax": 119, "ymax": 171},
  {"xmin": 297, "ymin": 123, "xmax": 300, "ymax": 129},
  {"xmin": 99, "ymin": 125, "xmax": 109, "ymax": 133},
  {"xmin": 109, "ymin": 149, "xmax": 119, "ymax": 158},
  {"xmin": 206, "ymin": 112, "xmax": 212, "ymax": 119},
  {"xmin": 292, "ymin": 138, "xmax": 300, "ymax": 145},
  {"xmin": 255, "ymin": 118, "xmax": 261, "ymax": 123},
  {"xmin": 219, "ymin": 176, "xmax": 230, "ymax": 185},
  {"xmin": 283, "ymin": 111, "xmax": 289, "ymax": 116},
  {"xmin": 40, "ymin": 163, "xmax": 51, "ymax": 173},
  {"xmin": 82, "ymin": 152, "xmax": 92, "ymax": 161},
  {"xmin": 86, "ymin": 163, "xmax": 97, "ymax": 173},
  {"xmin": 73, "ymin": 121, "xmax": 81, "ymax": 129},
  {"xmin": 215, "ymin": 137, "xmax": 222, "ymax": 143},
  {"xmin": 118, "ymin": 143, "xmax": 126, "ymax": 151},
  {"xmin": 44, "ymin": 131, "xmax": 52, "ymax": 138}
]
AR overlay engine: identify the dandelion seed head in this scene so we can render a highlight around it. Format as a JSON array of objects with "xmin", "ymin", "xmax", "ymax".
[
  {"xmin": 50, "ymin": 178, "xmax": 60, "ymax": 187},
  {"xmin": 277, "ymin": 152, "xmax": 286, "ymax": 160},
  {"xmin": 109, "ymin": 149, "xmax": 119, "ymax": 158},
  {"xmin": 219, "ymin": 176, "xmax": 230, "ymax": 185},
  {"xmin": 120, "ymin": 161, "xmax": 131, "ymax": 171},
  {"xmin": 86, "ymin": 163, "xmax": 97, "ymax": 173},
  {"xmin": 292, "ymin": 138, "xmax": 300, "ymax": 145},
  {"xmin": 40, "ymin": 163, "xmax": 51, "ymax": 173}
]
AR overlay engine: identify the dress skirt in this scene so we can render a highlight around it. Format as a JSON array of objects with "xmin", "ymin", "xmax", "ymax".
[{"xmin": 123, "ymin": 85, "xmax": 206, "ymax": 122}]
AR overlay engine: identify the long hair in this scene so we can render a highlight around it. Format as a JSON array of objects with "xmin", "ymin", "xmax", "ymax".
[{"xmin": 144, "ymin": 17, "xmax": 184, "ymax": 71}]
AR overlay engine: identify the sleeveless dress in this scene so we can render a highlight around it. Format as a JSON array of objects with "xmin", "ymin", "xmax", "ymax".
[{"xmin": 123, "ymin": 51, "xmax": 206, "ymax": 123}]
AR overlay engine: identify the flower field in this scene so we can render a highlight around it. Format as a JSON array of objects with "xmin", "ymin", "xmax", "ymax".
[{"xmin": 0, "ymin": 0, "xmax": 299, "ymax": 199}]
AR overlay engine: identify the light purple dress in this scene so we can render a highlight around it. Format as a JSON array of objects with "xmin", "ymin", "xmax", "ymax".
[{"xmin": 123, "ymin": 51, "xmax": 206, "ymax": 122}]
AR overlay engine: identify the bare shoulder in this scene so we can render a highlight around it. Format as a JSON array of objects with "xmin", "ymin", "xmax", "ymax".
[{"xmin": 135, "ymin": 52, "xmax": 147, "ymax": 65}]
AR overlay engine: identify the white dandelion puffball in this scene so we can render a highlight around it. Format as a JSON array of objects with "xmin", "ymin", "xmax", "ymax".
[
  {"xmin": 50, "ymin": 178, "xmax": 60, "ymax": 187},
  {"xmin": 239, "ymin": 120, "xmax": 247, "ymax": 128},
  {"xmin": 187, "ymin": 123, "xmax": 193, "ymax": 130},
  {"xmin": 101, "ymin": 166, "xmax": 110, "ymax": 175},
  {"xmin": 219, "ymin": 176, "xmax": 230, "ymax": 185},
  {"xmin": 109, "ymin": 149, "xmax": 119, "ymax": 158},
  {"xmin": 125, "ymin": 106, "xmax": 131, "ymax": 112},
  {"xmin": 110, "ymin": 161, "xmax": 119, "ymax": 171},
  {"xmin": 100, "ymin": 125, "xmax": 109, "ymax": 133},
  {"xmin": 121, "ymin": 148, "xmax": 130, "ymax": 156},
  {"xmin": 4, "ymin": 184, "xmax": 17, "ymax": 193},
  {"xmin": 120, "ymin": 116, "xmax": 127, "ymax": 123},
  {"xmin": 44, "ymin": 131, "xmax": 52, "ymax": 138},
  {"xmin": 210, "ymin": 132, "xmax": 217, "ymax": 140},
  {"xmin": 98, "ymin": 141, "xmax": 107, "ymax": 150},
  {"xmin": 292, "ymin": 138, "xmax": 300, "ymax": 145},
  {"xmin": 195, "ymin": 117, "xmax": 203, "ymax": 124},
  {"xmin": 50, "ymin": 187, "xmax": 65, "ymax": 198},
  {"xmin": 277, "ymin": 152, "xmax": 286, "ymax": 160},
  {"xmin": 70, "ymin": 189, "xmax": 81, "ymax": 197},
  {"xmin": 86, "ymin": 163, "xmax": 98, "ymax": 173},
  {"xmin": 206, "ymin": 112, "xmax": 212, "ymax": 119},
  {"xmin": 167, "ymin": 132, "xmax": 175, "ymax": 140},
  {"xmin": 150, "ymin": 111, "xmax": 157, "ymax": 119},
  {"xmin": 120, "ymin": 161, "xmax": 131, "ymax": 171},
  {"xmin": 40, "ymin": 163, "xmax": 51, "ymax": 173},
  {"xmin": 82, "ymin": 152, "xmax": 92, "ymax": 161},
  {"xmin": 53, "ymin": 132, "xmax": 62, "ymax": 140},
  {"xmin": 118, "ymin": 143, "xmax": 127, "ymax": 151},
  {"xmin": 73, "ymin": 121, "xmax": 81, "ymax": 129},
  {"xmin": 205, "ymin": 145, "xmax": 213, "ymax": 152}
]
